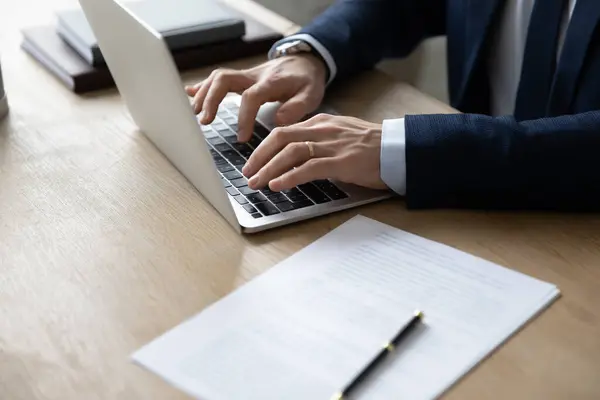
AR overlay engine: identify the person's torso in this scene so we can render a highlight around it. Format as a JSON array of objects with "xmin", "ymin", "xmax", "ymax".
[{"xmin": 446, "ymin": 0, "xmax": 600, "ymax": 118}]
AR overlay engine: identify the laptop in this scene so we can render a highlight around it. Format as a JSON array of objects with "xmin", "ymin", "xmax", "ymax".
[{"xmin": 78, "ymin": 0, "xmax": 393, "ymax": 233}]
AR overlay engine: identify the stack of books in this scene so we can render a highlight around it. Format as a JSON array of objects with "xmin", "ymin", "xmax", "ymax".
[{"xmin": 20, "ymin": 0, "xmax": 283, "ymax": 94}]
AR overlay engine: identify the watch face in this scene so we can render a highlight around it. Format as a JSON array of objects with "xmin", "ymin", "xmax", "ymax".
[
  {"xmin": 279, "ymin": 41, "xmax": 297, "ymax": 52},
  {"xmin": 277, "ymin": 40, "xmax": 311, "ymax": 56}
]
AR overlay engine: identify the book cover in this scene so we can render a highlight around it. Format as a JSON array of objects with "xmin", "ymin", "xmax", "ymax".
[
  {"xmin": 56, "ymin": 0, "xmax": 247, "ymax": 66},
  {"xmin": 20, "ymin": 15, "xmax": 282, "ymax": 94}
]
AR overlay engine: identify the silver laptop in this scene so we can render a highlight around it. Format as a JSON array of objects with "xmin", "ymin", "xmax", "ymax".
[{"xmin": 78, "ymin": 0, "xmax": 392, "ymax": 233}]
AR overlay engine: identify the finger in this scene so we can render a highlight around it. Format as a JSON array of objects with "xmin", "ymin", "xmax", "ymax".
[
  {"xmin": 236, "ymin": 81, "xmax": 280, "ymax": 142},
  {"xmin": 242, "ymin": 125, "xmax": 324, "ymax": 177},
  {"xmin": 201, "ymin": 70, "xmax": 253, "ymax": 124},
  {"xmin": 247, "ymin": 141, "xmax": 327, "ymax": 189},
  {"xmin": 184, "ymin": 82, "xmax": 203, "ymax": 97},
  {"xmin": 192, "ymin": 75, "xmax": 214, "ymax": 116},
  {"xmin": 185, "ymin": 86, "xmax": 197, "ymax": 96},
  {"xmin": 269, "ymin": 158, "xmax": 336, "ymax": 191},
  {"xmin": 274, "ymin": 86, "xmax": 320, "ymax": 126}
]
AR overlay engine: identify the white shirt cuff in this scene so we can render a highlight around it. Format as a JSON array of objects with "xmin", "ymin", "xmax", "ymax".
[
  {"xmin": 267, "ymin": 33, "xmax": 337, "ymax": 86},
  {"xmin": 380, "ymin": 118, "xmax": 407, "ymax": 196}
]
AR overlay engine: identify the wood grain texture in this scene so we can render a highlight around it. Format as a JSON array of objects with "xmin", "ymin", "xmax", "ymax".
[{"xmin": 1, "ymin": 1, "xmax": 599, "ymax": 399}]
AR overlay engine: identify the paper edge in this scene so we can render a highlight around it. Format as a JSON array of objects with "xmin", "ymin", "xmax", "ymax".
[
  {"xmin": 430, "ymin": 286, "xmax": 561, "ymax": 399},
  {"xmin": 129, "ymin": 215, "xmax": 372, "ymax": 359}
]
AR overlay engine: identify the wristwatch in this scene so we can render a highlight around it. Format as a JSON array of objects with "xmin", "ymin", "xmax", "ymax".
[
  {"xmin": 272, "ymin": 39, "xmax": 315, "ymax": 58},
  {"xmin": 272, "ymin": 39, "xmax": 330, "ymax": 81}
]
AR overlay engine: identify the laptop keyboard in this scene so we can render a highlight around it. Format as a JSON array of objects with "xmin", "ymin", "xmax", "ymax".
[{"xmin": 200, "ymin": 101, "xmax": 349, "ymax": 219}]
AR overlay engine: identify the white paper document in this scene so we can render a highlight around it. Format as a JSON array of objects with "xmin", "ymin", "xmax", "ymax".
[{"xmin": 132, "ymin": 215, "xmax": 560, "ymax": 400}]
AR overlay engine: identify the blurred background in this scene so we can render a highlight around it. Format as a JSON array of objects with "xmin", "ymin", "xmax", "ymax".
[
  {"xmin": 0, "ymin": 0, "xmax": 449, "ymax": 105},
  {"xmin": 256, "ymin": 0, "xmax": 450, "ymax": 104}
]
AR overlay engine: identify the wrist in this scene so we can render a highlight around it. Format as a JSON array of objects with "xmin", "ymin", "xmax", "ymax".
[
  {"xmin": 270, "ymin": 37, "xmax": 331, "ymax": 83},
  {"xmin": 296, "ymin": 53, "xmax": 328, "ymax": 85}
]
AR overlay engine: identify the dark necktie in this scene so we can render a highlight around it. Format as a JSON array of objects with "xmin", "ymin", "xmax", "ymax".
[{"xmin": 513, "ymin": 0, "xmax": 569, "ymax": 120}]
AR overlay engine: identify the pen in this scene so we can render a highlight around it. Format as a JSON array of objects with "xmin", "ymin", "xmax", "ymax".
[{"xmin": 331, "ymin": 310, "xmax": 425, "ymax": 400}]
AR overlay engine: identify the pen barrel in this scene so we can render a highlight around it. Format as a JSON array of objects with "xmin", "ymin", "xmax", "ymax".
[
  {"xmin": 337, "ymin": 312, "xmax": 423, "ymax": 398},
  {"xmin": 391, "ymin": 314, "xmax": 422, "ymax": 347},
  {"xmin": 342, "ymin": 348, "xmax": 391, "ymax": 396}
]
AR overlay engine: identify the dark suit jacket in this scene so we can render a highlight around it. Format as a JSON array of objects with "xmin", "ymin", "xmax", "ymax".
[{"xmin": 299, "ymin": 0, "xmax": 600, "ymax": 211}]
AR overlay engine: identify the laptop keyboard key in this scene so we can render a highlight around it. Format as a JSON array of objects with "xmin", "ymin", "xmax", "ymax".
[
  {"xmin": 222, "ymin": 170, "xmax": 242, "ymax": 180},
  {"xmin": 254, "ymin": 201, "xmax": 280, "ymax": 215},
  {"xmin": 231, "ymin": 143, "xmax": 253, "ymax": 157},
  {"xmin": 203, "ymin": 129, "xmax": 218, "ymax": 139},
  {"xmin": 289, "ymin": 200, "xmax": 313, "ymax": 210},
  {"xmin": 284, "ymin": 189, "xmax": 309, "ymax": 203},
  {"xmin": 221, "ymin": 178, "xmax": 231, "ymax": 188},
  {"xmin": 267, "ymin": 193, "xmax": 288, "ymax": 203},
  {"xmin": 220, "ymin": 150, "xmax": 238, "ymax": 160},
  {"xmin": 250, "ymin": 212, "xmax": 262, "ymax": 219},
  {"xmin": 243, "ymin": 204, "xmax": 257, "ymax": 213},
  {"xmin": 230, "ymin": 177, "xmax": 248, "ymax": 188},
  {"xmin": 248, "ymin": 134, "xmax": 262, "ymax": 148},
  {"xmin": 282, "ymin": 188, "xmax": 302, "ymax": 196},
  {"xmin": 238, "ymin": 186, "xmax": 257, "ymax": 195},
  {"xmin": 234, "ymin": 195, "xmax": 248, "ymax": 205},
  {"xmin": 254, "ymin": 123, "xmax": 270, "ymax": 139},
  {"xmin": 224, "ymin": 102, "xmax": 239, "ymax": 111},
  {"xmin": 213, "ymin": 157, "xmax": 227, "ymax": 166},
  {"xmin": 222, "ymin": 152, "xmax": 246, "ymax": 166},
  {"xmin": 214, "ymin": 143, "xmax": 232, "ymax": 153},
  {"xmin": 220, "ymin": 129, "xmax": 236, "ymax": 138},
  {"xmin": 224, "ymin": 135, "xmax": 239, "ymax": 144},
  {"xmin": 323, "ymin": 186, "xmax": 348, "ymax": 200},
  {"xmin": 299, "ymin": 183, "xmax": 331, "ymax": 204},
  {"xmin": 312, "ymin": 179, "xmax": 348, "ymax": 198},
  {"xmin": 226, "ymin": 187, "xmax": 239, "ymax": 196},
  {"xmin": 208, "ymin": 137, "xmax": 226, "ymax": 146},
  {"xmin": 276, "ymin": 200, "xmax": 295, "ymax": 212},
  {"xmin": 246, "ymin": 193, "xmax": 267, "ymax": 204},
  {"xmin": 217, "ymin": 163, "xmax": 234, "ymax": 173},
  {"xmin": 231, "ymin": 157, "xmax": 246, "ymax": 168}
]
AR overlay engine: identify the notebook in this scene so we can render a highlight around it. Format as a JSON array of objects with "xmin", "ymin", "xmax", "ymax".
[
  {"xmin": 132, "ymin": 215, "xmax": 560, "ymax": 400},
  {"xmin": 20, "ymin": 19, "xmax": 281, "ymax": 94},
  {"xmin": 57, "ymin": 0, "xmax": 246, "ymax": 66}
]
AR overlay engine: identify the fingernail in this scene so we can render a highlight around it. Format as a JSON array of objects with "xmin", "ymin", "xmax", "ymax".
[
  {"xmin": 269, "ymin": 179, "xmax": 280, "ymax": 191},
  {"xmin": 248, "ymin": 175, "xmax": 259, "ymax": 188},
  {"xmin": 242, "ymin": 163, "xmax": 250, "ymax": 176}
]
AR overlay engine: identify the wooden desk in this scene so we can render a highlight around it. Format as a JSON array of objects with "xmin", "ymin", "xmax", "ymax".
[{"xmin": 1, "ymin": 1, "xmax": 599, "ymax": 399}]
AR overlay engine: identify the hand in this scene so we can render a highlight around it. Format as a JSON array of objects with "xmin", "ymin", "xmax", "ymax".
[
  {"xmin": 242, "ymin": 114, "xmax": 389, "ymax": 192},
  {"xmin": 185, "ymin": 54, "xmax": 327, "ymax": 142}
]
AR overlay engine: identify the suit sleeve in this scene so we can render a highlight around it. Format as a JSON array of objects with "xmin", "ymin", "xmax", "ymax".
[
  {"xmin": 298, "ymin": 0, "xmax": 447, "ymax": 82},
  {"xmin": 403, "ymin": 111, "xmax": 600, "ymax": 211}
]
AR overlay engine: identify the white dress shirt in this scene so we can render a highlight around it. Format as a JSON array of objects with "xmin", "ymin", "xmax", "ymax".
[{"xmin": 269, "ymin": 0, "xmax": 577, "ymax": 196}]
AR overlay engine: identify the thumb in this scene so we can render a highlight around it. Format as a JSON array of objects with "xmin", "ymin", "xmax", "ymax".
[{"xmin": 275, "ymin": 91, "xmax": 317, "ymax": 126}]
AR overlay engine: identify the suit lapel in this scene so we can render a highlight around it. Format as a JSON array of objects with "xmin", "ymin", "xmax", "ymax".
[
  {"xmin": 452, "ymin": 0, "xmax": 505, "ymax": 106},
  {"xmin": 548, "ymin": 0, "xmax": 600, "ymax": 116}
]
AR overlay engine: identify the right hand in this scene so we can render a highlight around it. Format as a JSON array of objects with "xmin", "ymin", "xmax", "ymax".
[{"xmin": 185, "ymin": 54, "xmax": 327, "ymax": 142}]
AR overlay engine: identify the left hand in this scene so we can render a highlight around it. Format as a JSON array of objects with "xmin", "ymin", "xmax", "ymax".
[{"xmin": 242, "ymin": 113, "xmax": 389, "ymax": 192}]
